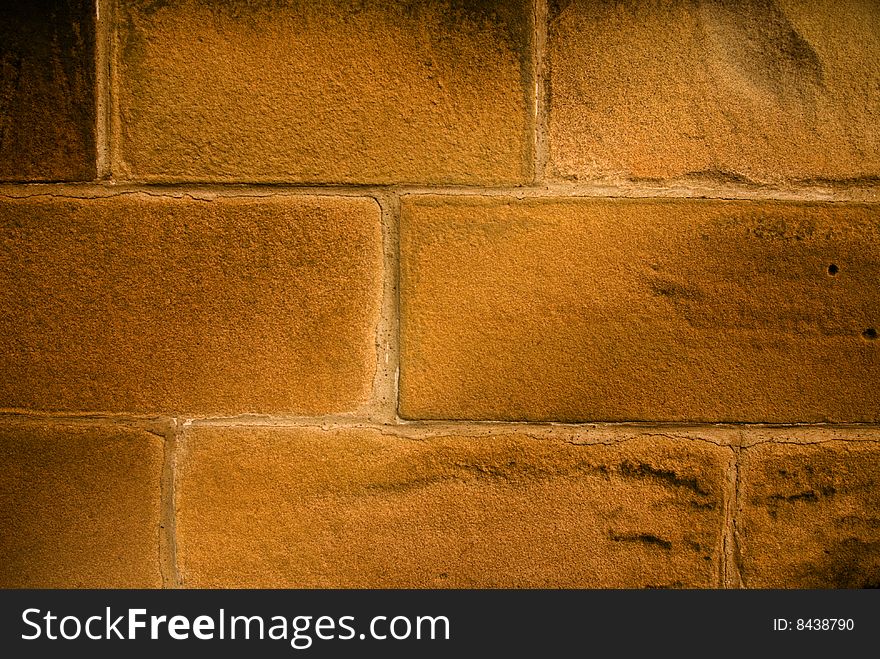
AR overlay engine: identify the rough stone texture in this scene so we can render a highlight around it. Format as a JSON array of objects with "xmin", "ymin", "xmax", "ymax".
[
  {"xmin": 177, "ymin": 426, "xmax": 729, "ymax": 588},
  {"xmin": 738, "ymin": 440, "xmax": 880, "ymax": 588},
  {"xmin": 0, "ymin": 419, "xmax": 164, "ymax": 587},
  {"xmin": 0, "ymin": 0, "xmax": 96, "ymax": 181},
  {"xmin": 547, "ymin": 0, "xmax": 880, "ymax": 183},
  {"xmin": 399, "ymin": 196, "xmax": 880, "ymax": 422},
  {"xmin": 113, "ymin": 0, "xmax": 533, "ymax": 184},
  {"xmin": 0, "ymin": 195, "xmax": 381, "ymax": 414}
]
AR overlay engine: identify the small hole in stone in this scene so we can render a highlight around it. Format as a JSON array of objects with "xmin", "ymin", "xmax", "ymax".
[
  {"xmin": 827, "ymin": 264, "xmax": 839, "ymax": 275},
  {"xmin": 863, "ymin": 328, "xmax": 878, "ymax": 340}
]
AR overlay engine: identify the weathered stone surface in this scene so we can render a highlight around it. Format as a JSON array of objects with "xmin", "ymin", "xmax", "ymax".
[
  {"xmin": 0, "ymin": 419, "xmax": 164, "ymax": 587},
  {"xmin": 0, "ymin": 0, "xmax": 96, "ymax": 181},
  {"xmin": 738, "ymin": 440, "xmax": 880, "ymax": 588},
  {"xmin": 176, "ymin": 426, "xmax": 729, "ymax": 588},
  {"xmin": 399, "ymin": 196, "xmax": 880, "ymax": 422},
  {"xmin": 113, "ymin": 0, "xmax": 533, "ymax": 184},
  {"xmin": 0, "ymin": 194, "xmax": 381, "ymax": 414},
  {"xmin": 547, "ymin": 0, "xmax": 880, "ymax": 183}
]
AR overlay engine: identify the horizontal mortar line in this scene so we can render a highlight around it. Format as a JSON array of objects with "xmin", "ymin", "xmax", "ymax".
[
  {"xmin": 4, "ymin": 410, "xmax": 880, "ymax": 435},
  {"xmin": 144, "ymin": 420, "xmax": 744, "ymax": 448},
  {"xmin": 2, "ymin": 405, "xmax": 879, "ymax": 430},
  {"xmin": 740, "ymin": 436, "xmax": 880, "ymax": 448},
  {"xmin": 1, "ymin": 181, "xmax": 879, "ymax": 202},
  {"xmin": 0, "ymin": 184, "xmax": 390, "ymax": 199},
  {"xmin": 393, "ymin": 415, "xmax": 880, "ymax": 429},
  {"xmin": 389, "ymin": 420, "xmax": 880, "ymax": 444},
  {"xmin": 3, "ymin": 413, "xmax": 879, "ymax": 450},
  {"xmin": 392, "ymin": 182, "xmax": 880, "ymax": 202}
]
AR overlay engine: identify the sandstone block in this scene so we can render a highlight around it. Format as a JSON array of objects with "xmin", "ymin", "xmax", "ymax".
[
  {"xmin": 0, "ymin": 195, "xmax": 381, "ymax": 414},
  {"xmin": 113, "ymin": 0, "xmax": 533, "ymax": 184},
  {"xmin": 0, "ymin": 419, "xmax": 164, "ymax": 587},
  {"xmin": 400, "ymin": 196, "xmax": 880, "ymax": 422},
  {"xmin": 738, "ymin": 440, "xmax": 880, "ymax": 588},
  {"xmin": 0, "ymin": 0, "xmax": 96, "ymax": 181},
  {"xmin": 547, "ymin": 0, "xmax": 880, "ymax": 183},
  {"xmin": 176, "ymin": 426, "xmax": 729, "ymax": 588}
]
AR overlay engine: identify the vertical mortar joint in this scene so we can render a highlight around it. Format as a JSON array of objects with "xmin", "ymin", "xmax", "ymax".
[{"xmin": 160, "ymin": 417, "xmax": 181, "ymax": 588}]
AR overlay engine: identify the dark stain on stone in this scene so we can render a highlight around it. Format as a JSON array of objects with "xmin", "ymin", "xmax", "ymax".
[
  {"xmin": 618, "ymin": 460, "xmax": 712, "ymax": 497},
  {"xmin": 548, "ymin": 0, "xmax": 574, "ymax": 24},
  {"xmin": 610, "ymin": 532, "xmax": 673, "ymax": 550},
  {"xmin": 762, "ymin": 483, "xmax": 838, "ymax": 519},
  {"xmin": 768, "ymin": 490, "xmax": 819, "ymax": 504},
  {"xmin": 425, "ymin": 0, "xmax": 530, "ymax": 40},
  {"xmin": 686, "ymin": 540, "xmax": 703, "ymax": 551},
  {"xmin": 403, "ymin": 0, "xmax": 533, "ymax": 107},
  {"xmin": 125, "ymin": 0, "xmax": 533, "ymax": 131},
  {"xmin": 646, "ymin": 275, "xmax": 703, "ymax": 302},
  {"xmin": 349, "ymin": 443, "xmax": 719, "ymax": 511},
  {"xmin": 0, "ymin": 0, "xmax": 96, "ymax": 180},
  {"xmin": 835, "ymin": 515, "xmax": 880, "ymax": 532},
  {"xmin": 797, "ymin": 538, "xmax": 880, "ymax": 588},
  {"xmin": 133, "ymin": 0, "xmax": 530, "ymax": 55}
]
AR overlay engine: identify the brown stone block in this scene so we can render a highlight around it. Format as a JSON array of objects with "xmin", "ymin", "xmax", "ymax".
[
  {"xmin": 113, "ymin": 0, "xmax": 533, "ymax": 184},
  {"xmin": 176, "ymin": 426, "xmax": 729, "ymax": 588},
  {"xmin": 738, "ymin": 440, "xmax": 880, "ymax": 588},
  {"xmin": 0, "ymin": 194, "xmax": 381, "ymax": 414},
  {"xmin": 0, "ymin": 0, "xmax": 96, "ymax": 181},
  {"xmin": 0, "ymin": 418, "xmax": 164, "ymax": 588},
  {"xmin": 547, "ymin": 0, "xmax": 880, "ymax": 183},
  {"xmin": 399, "ymin": 196, "xmax": 880, "ymax": 422}
]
